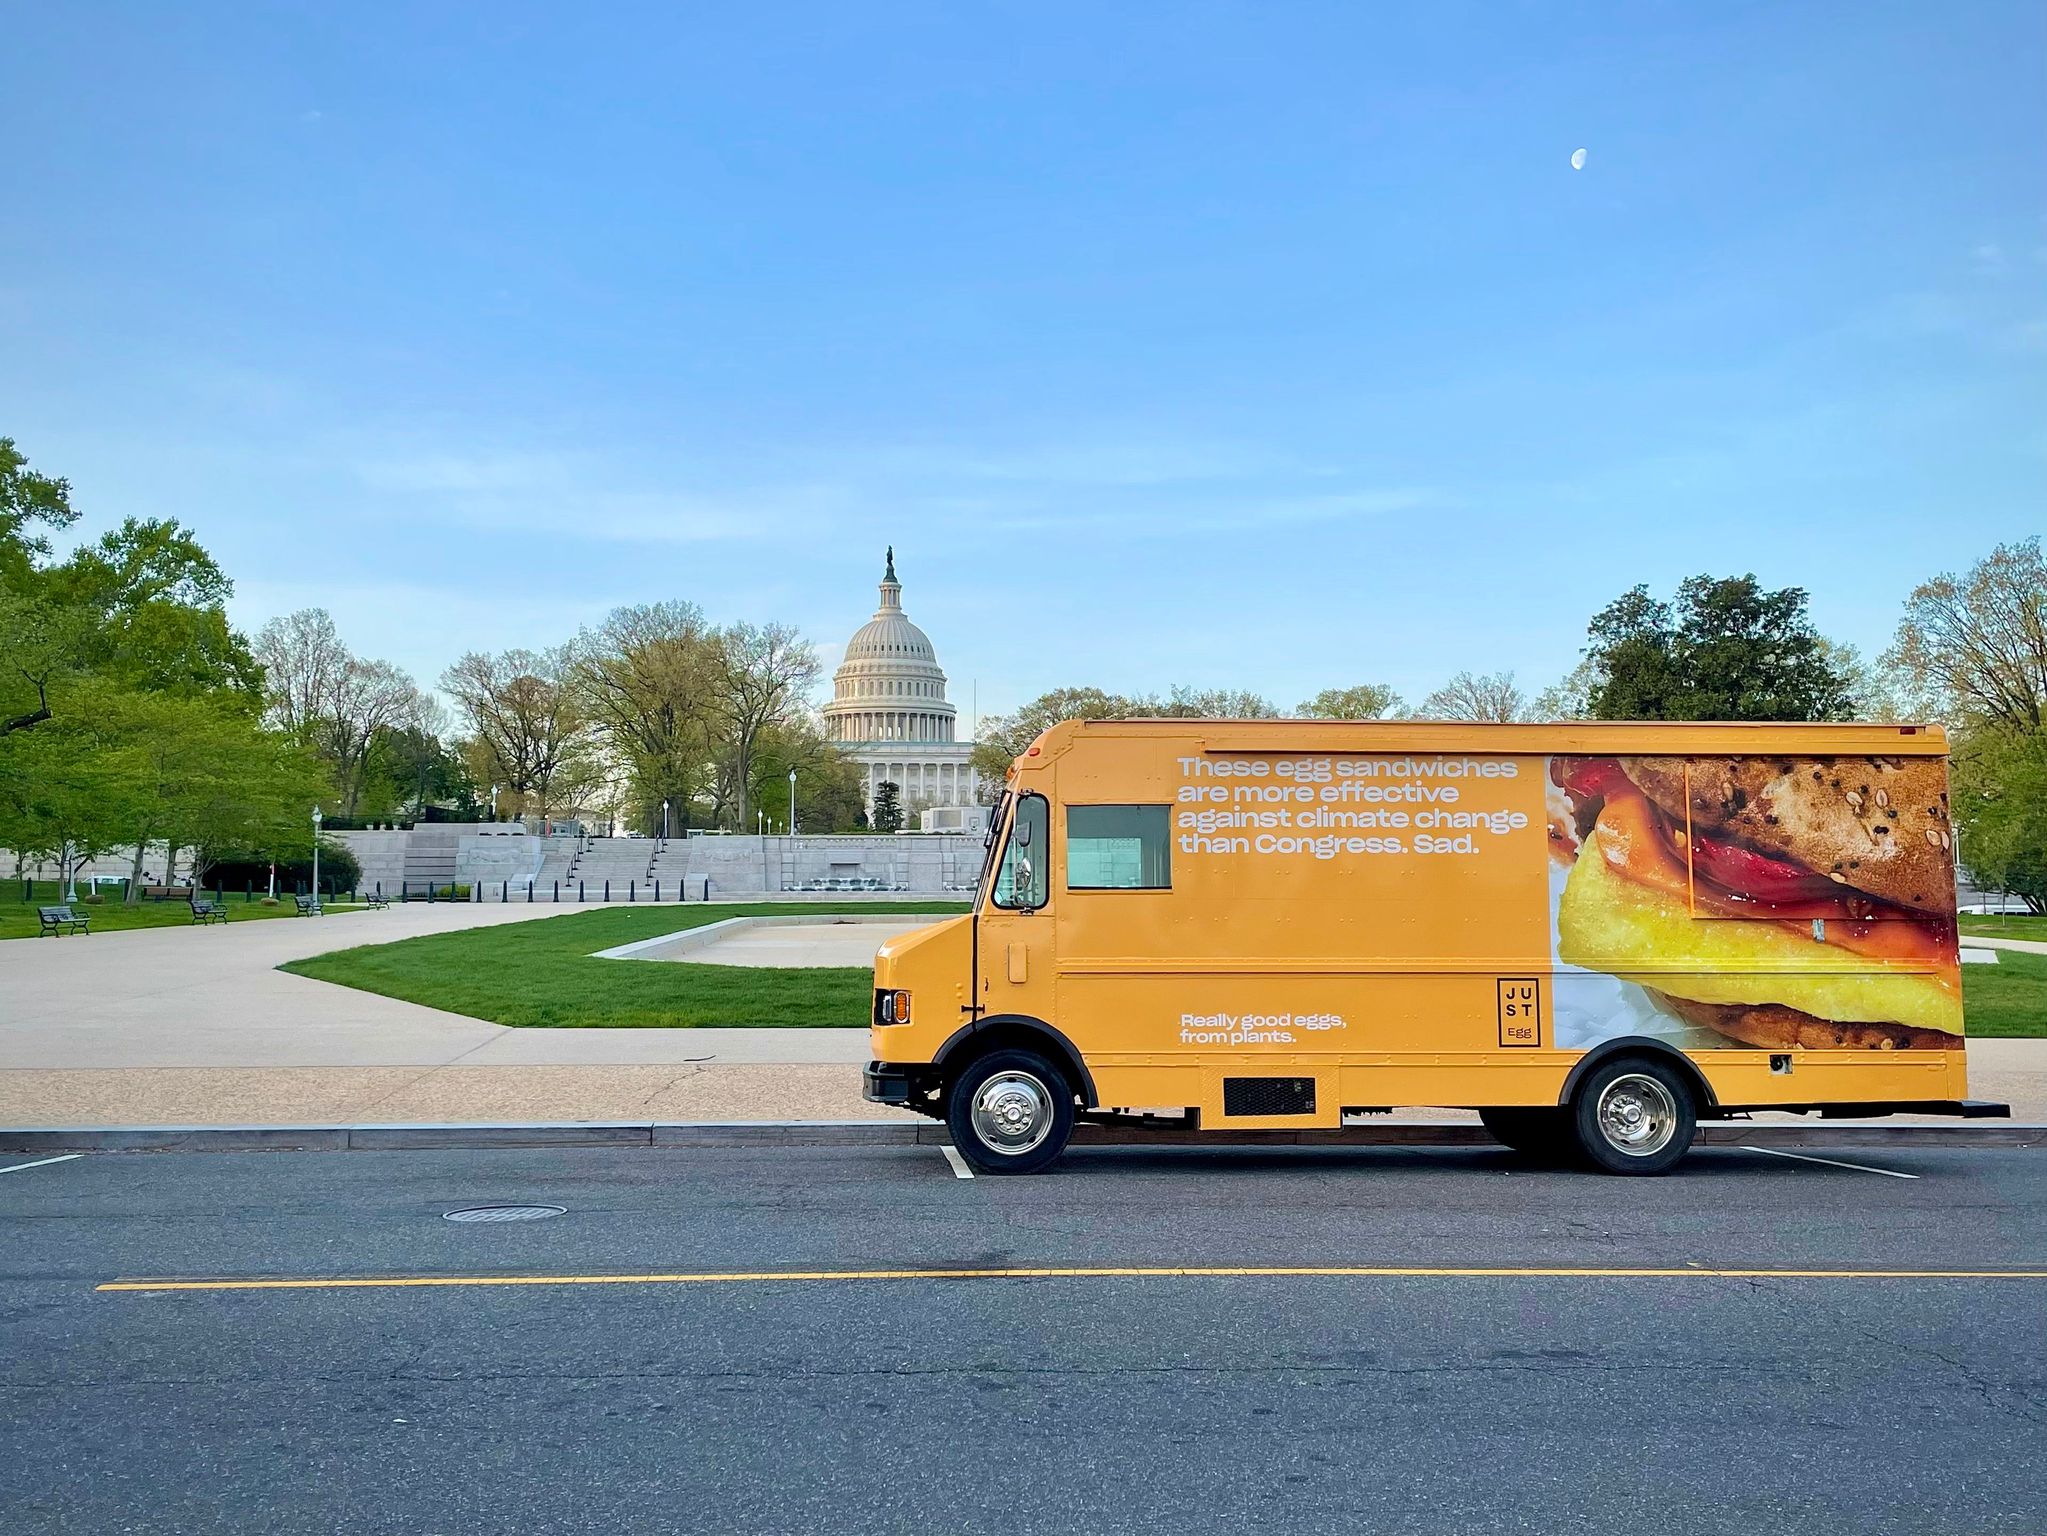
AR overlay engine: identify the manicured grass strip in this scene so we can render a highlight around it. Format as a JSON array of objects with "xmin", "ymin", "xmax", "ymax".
[
  {"xmin": 0, "ymin": 887, "xmax": 366, "ymax": 941},
  {"xmin": 280, "ymin": 903, "xmax": 966, "ymax": 1029},
  {"xmin": 1961, "ymin": 915, "xmax": 2047, "ymax": 942},
  {"xmin": 1961, "ymin": 948, "xmax": 2047, "ymax": 1038}
]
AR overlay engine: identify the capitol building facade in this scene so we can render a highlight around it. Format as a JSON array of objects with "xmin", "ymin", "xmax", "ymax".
[{"xmin": 821, "ymin": 550, "xmax": 978, "ymax": 813}]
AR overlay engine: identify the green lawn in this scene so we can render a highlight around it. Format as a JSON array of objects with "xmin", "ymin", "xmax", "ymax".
[
  {"xmin": 1, "ymin": 885, "xmax": 369, "ymax": 941},
  {"xmin": 281, "ymin": 902, "xmax": 966, "ymax": 1028},
  {"xmin": 1961, "ymin": 914, "xmax": 2047, "ymax": 942},
  {"xmin": 1961, "ymin": 948, "xmax": 2047, "ymax": 1038}
]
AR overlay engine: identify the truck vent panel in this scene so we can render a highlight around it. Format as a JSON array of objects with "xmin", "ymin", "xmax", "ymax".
[{"xmin": 1223, "ymin": 1077, "xmax": 1316, "ymax": 1117}]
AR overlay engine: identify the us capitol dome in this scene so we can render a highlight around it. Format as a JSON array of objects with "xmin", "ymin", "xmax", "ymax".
[{"xmin": 822, "ymin": 548, "xmax": 978, "ymax": 813}]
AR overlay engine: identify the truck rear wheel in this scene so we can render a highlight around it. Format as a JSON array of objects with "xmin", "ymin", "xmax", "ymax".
[
  {"xmin": 945, "ymin": 1048, "xmax": 1074, "ymax": 1175},
  {"xmin": 1569, "ymin": 1056, "xmax": 1696, "ymax": 1175},
  {"xmin": 1478, "ymin": 1107, "xmax": 1573, "ymax": 1160}
]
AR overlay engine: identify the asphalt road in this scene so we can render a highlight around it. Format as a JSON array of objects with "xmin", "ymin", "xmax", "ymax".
[{"xmin": 4, "ymin": 1143, "xmax": 2045, "ymax": 1534}]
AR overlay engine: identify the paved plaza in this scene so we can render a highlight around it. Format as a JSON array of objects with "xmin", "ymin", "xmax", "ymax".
[
  {"xmin": 0, "ymin": 905, "xmax": 893, "ymax": 1127},
  {"xmin": 1, "ymin": 907, "xmax": 2042, "ymax": 1128}
]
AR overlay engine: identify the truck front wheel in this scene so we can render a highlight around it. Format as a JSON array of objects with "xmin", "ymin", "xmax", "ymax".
[{"xmin": 945, "ymin": 1049, "xmax": 1075, "ymax": 1175}]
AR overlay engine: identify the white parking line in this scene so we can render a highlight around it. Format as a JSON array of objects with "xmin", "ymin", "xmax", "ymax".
[
  {"xmin": 1740, "ymin": 1145, "xmax": 1918, "ymax": 1180},
  {"xmin": 0, "ymin": 1154, "xmax": 83, "ymax": 1176},
  {"xmin": 940, "ymin": 1145, "xmax": 975, "ymax": 1180}
]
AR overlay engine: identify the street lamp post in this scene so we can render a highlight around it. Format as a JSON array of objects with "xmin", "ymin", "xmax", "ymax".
[
  {"xmin": 789, "ymin": 767, "xmax": 798, "ymax": 836},
  {"xmin": 311, "ymin": 806, "xmax": 323, "ymax": 913},
  {"xmin": 663, "ymin": 799, "xmax": 670, "ymax": 842}
]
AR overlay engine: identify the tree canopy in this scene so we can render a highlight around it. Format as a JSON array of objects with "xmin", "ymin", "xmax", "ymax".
[
  {"xmin": 1579, "ymin": 574, "xmax": 1852, "ymax": 722},
  {"xmin": 0, "ymin": 437, "xmax": 323, "ymax": 895}
]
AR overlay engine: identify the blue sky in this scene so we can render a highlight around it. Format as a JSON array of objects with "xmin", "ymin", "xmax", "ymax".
[{"xmin": 3, "ymin": 2, "xmax": 2042, "ymax": 723}]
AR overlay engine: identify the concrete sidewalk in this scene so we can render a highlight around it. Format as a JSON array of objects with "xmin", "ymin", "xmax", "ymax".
[
  {"xmin": 1973, "ymin": 935, "xmax": 2047, "ymax": 956},
  {"xmin": 8, "ymin": 1041, "xmax": 2039, "ymax": 1130},
  {"xmin": 0, "ymin": 902, "xmax": 907, "ymax": 1127},
  {"xmin": 1, "ymin": 901, "xmax": 888, "ymax": 1069},
  {"xmin": 4, "ymin": 904, "xmax": 2043, "ymax": 1128}
]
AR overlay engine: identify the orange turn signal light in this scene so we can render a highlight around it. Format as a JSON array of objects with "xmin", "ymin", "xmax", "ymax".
[{"xmin": 891, "ymin": 990, "xmax": 912, "ymax": 1024}]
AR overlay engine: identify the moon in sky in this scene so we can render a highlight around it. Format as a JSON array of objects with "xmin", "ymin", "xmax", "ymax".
[{"xmin": 1570, "ymin": 147, "xmax": 1588, "ymax": 171}]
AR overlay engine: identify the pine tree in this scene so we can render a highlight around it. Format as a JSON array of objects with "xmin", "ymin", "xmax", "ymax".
[{"xmin": 871, "ymin": 780, "xmax": 904, "ymax": 834}]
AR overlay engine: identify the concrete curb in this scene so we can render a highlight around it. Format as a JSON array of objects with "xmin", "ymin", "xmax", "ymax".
[
  {"xmin": 2, "ymin": 1120, "xmax": 2042, "ymax": 1154},
  {"xmin": 590, "ymin": 911, "xmax": 914, "ymax": 963}
]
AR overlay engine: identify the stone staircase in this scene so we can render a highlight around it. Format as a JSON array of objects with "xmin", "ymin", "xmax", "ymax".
[
  {"xmin": 400, "ymin": 828, "xmax": 460, "ymax": 895},
  {"xmin": 560, "ymin": 836, "xmax": 665, "ymax": 897}
]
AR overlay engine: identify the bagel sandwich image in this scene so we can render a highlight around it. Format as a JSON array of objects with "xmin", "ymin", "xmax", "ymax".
[{"xmin": 1551, "ymin": 754, "xmax": 1962, "ymax": 1050}]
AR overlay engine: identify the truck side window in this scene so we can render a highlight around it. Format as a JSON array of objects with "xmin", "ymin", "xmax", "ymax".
[
  {"xmin": 991, "ymin": 794, "xmax": 1050, "ymax": 910},
  {"xmin": 1067, "ymin": 805, "xmax": 1171, "ymax": 889}
]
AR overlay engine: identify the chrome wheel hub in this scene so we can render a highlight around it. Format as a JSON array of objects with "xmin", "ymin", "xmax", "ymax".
[
  {"xmin": 1596, "ymin": 1074, "xmax": 1677, "ymax": 1157},
  {"xmin": 970, "ymin": 1071, "xmax": 1053, "ymax": 1156}
]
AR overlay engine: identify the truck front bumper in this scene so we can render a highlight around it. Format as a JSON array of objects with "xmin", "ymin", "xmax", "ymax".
[{"xmin": 863, "ymin": 1062, "xmax": 914, "ymax": 1105}]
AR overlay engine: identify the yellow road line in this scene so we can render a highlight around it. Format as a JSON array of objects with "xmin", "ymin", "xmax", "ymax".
[{"xmin": 96, "ymin": 1264, "xmax": 2047, "ymax": 1293}]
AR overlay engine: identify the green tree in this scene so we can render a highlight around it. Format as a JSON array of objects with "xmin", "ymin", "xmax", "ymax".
[
  {"xmin": 48, "ymin": 518, "xmax": 264, "ymax": 703},
  {"xmin": 971, "ymin": 683, "xmax": 1283, "ymax": 791},
  {"xmin": 258, "ymin": 609, "xmax": 430, "ymax": 815},
  {"xmin": 1885, "ymin": 539, "xmax": 2047, "ymax": 912},
  {"xmin": 1414, "ymin": 671, "xmax": 1529, "ymax": 722},
  {"xmin": 1531, "ymin": 657, "xmax": 1599, "ymax": 721},
  {"xmin": 1885, "ymin": 537, "xmax": 2047, "ymax": 731},
  {"xmin": 572, "ymin": 601, "xmax": 720, "ymax": 830},
  {"xmin": 0, "ymin": 436, "xmax": 327, "ymax": 893},
  {"xmin": 0, "ymin": 700, "xmax": 134, "ymax": 893},
  {"xmin": 0, "ymin": 436, "xmax": 77, "ymax": 584},
  {"xmin": 363, "ymin": 714, "xmax": 476, "ymax": 822},
  {"xmin": 711, "ymin": 621, "xmax": 820, "ymax": 831},
  {"xmin": 970, "ymin": 687, "xmax": 1146, "ymax": 791},
  {"xmin": 1580, "ymin": 574, "xmax": 1851, "ymax": 721},
  {"xmin": 871, "ymin": 780, "xmax": 905, "ymax": 834},
  {"xmin": 442, "ymin": 645, "xmax": 601, "ymax": 819},
  {"xmin": 749, "ymin": 718, "xmax": 868, "ymax": 835},
  {"xmin": 1296, "ymin": 683, "xmax": 1403, "ymax": 720},
  {"xmin": 1159, "ymin": 686, "xmax": 1280, "ymax": 719},
  {"xmin": 1952, "ymin": 730, "xmax": 2047, "ymax": 912}
]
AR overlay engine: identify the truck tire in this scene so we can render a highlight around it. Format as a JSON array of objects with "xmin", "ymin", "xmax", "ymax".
[
  {"xmin": 1569, "ymin": 1055, "xmax": 1696, "ymax": 1175},
  {"xmin": 945, "ymin": 1048, "xmax": 1075, "ymax": 1175},
  {"xmin": 1478, "ymin": 1107, "xmax": 1574, "ymax": 1160}
]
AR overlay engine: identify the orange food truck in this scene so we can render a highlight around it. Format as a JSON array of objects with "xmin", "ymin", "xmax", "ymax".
[{"xmin": 864, "ymin": 719, "xmax": 2007, "ymax": 1174}]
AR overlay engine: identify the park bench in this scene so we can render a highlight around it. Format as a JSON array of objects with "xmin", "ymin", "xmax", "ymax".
[
  {"xmin": 364, "ymin": 892, "xmax": 390, "ymax": 909},
  {"xmin": 293, "ymin": 894, "xmax": 322, "ymax": 916},
  {"xmin": 37, "ymin": 905, "xmax": 90, "ymax": 937},
  {"xmin": 189, "ymin": 898, "xmax": 227, "ymax": 925},
  {"xmin": 140, "ymin": 884, "xmax": 195, "ymax": 903}
]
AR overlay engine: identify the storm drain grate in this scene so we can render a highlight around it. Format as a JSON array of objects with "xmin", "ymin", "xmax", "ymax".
[{"xmin": 443, "ymin": 1205, "xmax": 567, "ymax": 1224}]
